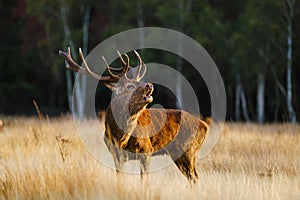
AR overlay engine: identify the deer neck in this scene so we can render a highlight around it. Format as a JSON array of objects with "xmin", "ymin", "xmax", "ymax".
[{"xmin": 105, "ymin": 97, "xmax": 145, "ymax": 146}]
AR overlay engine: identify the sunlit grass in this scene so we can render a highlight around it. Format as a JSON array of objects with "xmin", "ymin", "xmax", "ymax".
[{"xmin": 0, "ymin": 118, "xmax": 299, "ymax": 199}]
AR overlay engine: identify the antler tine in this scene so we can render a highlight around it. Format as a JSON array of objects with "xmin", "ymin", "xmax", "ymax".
[
  {"xmin": 120, "ymin": 53, "xmax": 130, "ymax": 80},
  {"xmin": 59, "ymin": 47, "xmax": 123, "ymax": 82},
  {"xmin": 133, "ymin": 50, "xmax": 143, "ymax": 80},
  {"xmin": 136, "ymin": 63, "xmax": 147, "ymax": 81},
  {"xmin": 99, "ymin": 51, "xmax": 132, "ymax": 73},
  {"xmin": 122, "ymin": 53, "xmax": 130, "ymax": 73},
  {"xmin": 101, "ymin": 56, "xmax": 121, "ymax": 80},
  {"xmin": 114, "ymin": 52, "xmax": 130, "ymax": 80},
  {"xmin": 134, "ymin": 50, "xmax": 142, "ymax": 66},
  {"xmin": 78, "ymin": 48, "xmax": 103, "ymax": 80},
  {"xmin": 59, "ymin": 47, "xmax": 84, "ymax": 72},
  {"xmin": 133, "ymin": 50, "xmax": 147, "ymax": 81},
  {"xmin": 59, "ymin": 47, "xmax": 136, "ymax": 83},
  {"xmin": 101, "ymin": 50, "xmax": 127, "ymax": 72},
  {"xmin": 117, "ymin": 50, "xmax": 126, "ymax": 66}
]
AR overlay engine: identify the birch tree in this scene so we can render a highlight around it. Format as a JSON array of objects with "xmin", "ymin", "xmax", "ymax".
[
  {"xmin": 59, "ymin": 0, "xmax": 91, "ymax": 119},
  {"xmin": 26, "ymin": 0, "xmax": 92, "ymax": 118},
  {"xmin": 284, "ymin": 0, "xmax": 296, "ymax": 122},
  {"xmin": 266, "ymin": 0, "xmax": 297, "ymax": 122},
  {"xmin": 136, "ymin": 0, "xmax": 144, "ymax": 47},
  {"xmin": 175, "ymin": 0, "xmax": 192, "ymax": 109},
  {"xmin": 234, "ymin": 73, "xmax": 250, "ymax": 121},
  {"xmin": 256, "ymin": 72, "xmax": 265, "ymax": 123}
]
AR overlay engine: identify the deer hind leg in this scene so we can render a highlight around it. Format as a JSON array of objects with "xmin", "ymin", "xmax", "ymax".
[
  {"xmin": 138, "ymin": 154, "xmax": 151, "ymax": 179},
  {"xmin": 173, "ymin": 153, "xmax": 199, "ymax": 184}
]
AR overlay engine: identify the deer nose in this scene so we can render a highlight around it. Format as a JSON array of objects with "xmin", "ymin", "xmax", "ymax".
[{"xmin": 145, "ymin": 83, "xmax": 153, "ymax": 90}]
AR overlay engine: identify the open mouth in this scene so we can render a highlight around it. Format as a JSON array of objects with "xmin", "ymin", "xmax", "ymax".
[{"xmin": 144, "ymin": 86, "xmax": 154, "ymax": 102}]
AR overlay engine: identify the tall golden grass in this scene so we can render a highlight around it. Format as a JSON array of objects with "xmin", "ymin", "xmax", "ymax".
[{"xmin": 0, "ymin": 118, "xmax": 299, "ymax": 199}]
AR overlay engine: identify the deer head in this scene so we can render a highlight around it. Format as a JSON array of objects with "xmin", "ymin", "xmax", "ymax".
[{"xmin": 58, "ymin": 48, "xmax": 154, "ymax": 117}]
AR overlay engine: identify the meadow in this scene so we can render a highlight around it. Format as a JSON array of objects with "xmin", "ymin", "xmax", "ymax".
[{"xmin": 0, "ymin": 117, "xmax": 299, "ymax": 199}]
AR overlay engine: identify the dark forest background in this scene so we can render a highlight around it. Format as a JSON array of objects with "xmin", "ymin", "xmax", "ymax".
[{"xmin": 0, "ymin": 0, "xmax": 299, "ymax": 123}]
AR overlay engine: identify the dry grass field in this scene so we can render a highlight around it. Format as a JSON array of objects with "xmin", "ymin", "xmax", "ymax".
[{"xmin": 0, "ymin": 117, "xmax": 299, "ymax": 199}]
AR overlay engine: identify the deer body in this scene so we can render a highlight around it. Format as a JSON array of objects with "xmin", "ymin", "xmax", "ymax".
[
  {"xmin": 105, "ymin": 105, "xmax": 209, "ymax": 183},
  {"xmin": 59, "ymin": 47, "xmax": 209, "ymax": 184}
]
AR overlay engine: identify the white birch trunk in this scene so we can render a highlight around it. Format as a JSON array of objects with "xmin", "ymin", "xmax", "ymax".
[
  {"xmin": 176, "ymin": 54, "xmax": 183, "ymax": 109},
  {"xmin": 235, "ymin": 74, "xmax": 250, "ymax": 121},
  {"xmin": 235, "ymin": 75, "xmax": 241, "ymax": 121},
  {"xmin": 60, "ymin": 6, "xmax": 77, "ymax": 114},
  {"xmin": 137, "ymin": 0, "xmax": 144, "ymax": 46},
  {"xmin": 65, "ymin": 68, "xmax": 73, "ymax": 112},
  {"xmin": 78, "ymin": 5, "xmax": 91, "ymax": 118},
  {"xmin": 134, "ymin": 0, "xmax": 145, "ymax": 78},
  {"xmin": 60, "ymin": 4, "xmax": 91, "ymax": 119},
  {"xmin": 82, "ymin": 6, "xmax": 90, "ymax": 57},
  {"xmin": 257, "ymin": 72, "xmax": 265, "ymax": 123},
  {"xmin": 61, "ymin": 5, "xmax": 84, "ymax": 119},
  {"xmin": 175, "ymin": 0, "xmax": 191, "ymax": 109},
  {"xmin": 176, "ymin": 1, "xmax": 184, "ymax": 109},
  {"xmin": 286, "ymin": 0, "xmax": 296, "ymax": 123},
  {"xmin": 240, "ymin": 85, "xmax": 250, "ymax": 121}
]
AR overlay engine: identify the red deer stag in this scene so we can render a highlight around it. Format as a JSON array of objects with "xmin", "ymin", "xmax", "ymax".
[{"xmin": 59, "ymin": 47, "xmax": 209, "ymax": 184}]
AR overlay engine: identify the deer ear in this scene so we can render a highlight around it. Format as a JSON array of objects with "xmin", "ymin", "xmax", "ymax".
[
  {"xmin": 104, "ymin": 82, "xmax": 116, "ymax": 91},
  {"xmin": 104, "ymin": 82, "xmax": 122, "ymax": 95}
]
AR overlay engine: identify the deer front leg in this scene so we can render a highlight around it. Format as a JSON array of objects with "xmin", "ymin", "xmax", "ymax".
[
  {"xmin": 112, "ymin": 149, "xmax": 126, "ymax": 173},
  {"xmin": 135, "ymin": 137, "xmax": 153, "ymax": 178},
  {"xmin": 104, "ymin": 135, "xmax": 126, "ymax": 173}
]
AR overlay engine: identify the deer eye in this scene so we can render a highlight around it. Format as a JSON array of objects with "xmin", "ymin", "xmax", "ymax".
[{"xmin": 127, "ymin": 84, "xmax": 135, "ymax": 90}]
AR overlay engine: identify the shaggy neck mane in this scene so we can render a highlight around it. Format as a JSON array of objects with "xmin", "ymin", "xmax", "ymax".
[{"xmin": 105, "ymin": 96, "xmax": 147, "ymax": 147}]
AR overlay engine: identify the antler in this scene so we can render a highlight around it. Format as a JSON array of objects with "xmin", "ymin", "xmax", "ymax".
[
  {"xmin": 133, "ymin": 50, "xmax": 147, "ymax": 81},
  {"xmin": 59, "ymin": 47, "xmax": 147, "ymax": 82},
  {"xmin": 58, "ymin": 47, "xmax": 130, "ymax": 82}
]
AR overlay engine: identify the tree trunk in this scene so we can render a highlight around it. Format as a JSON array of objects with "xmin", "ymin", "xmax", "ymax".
[
  {"xmin": 257, "ymin": 72, "xmax": 265, "ymax": 123},
  {"xmin": 240, "ymin": 84, "xmax": 250, "ymax": 122},
  {"xmin": 235, "ymin": 74, "xmax": 250, "ymax": 122},
  {"xmin": 175, "ymin": 1, "xmax": 184, "ymax": 109},
  {"xmin": 134, "ymin": 0, "xmax": 145, "ymax": 78},
  {"xmin": 274, "ymin": 90, "xmax": 280, "ymax": 122},
  {"xmin": 82, "ymin": 5, "xmax": 90, "ymax": 57},
  {"xmin": 65, "ymin": 68, "xmax": 73, "ymax": 112},
  {"xmin": 60, "ymin": 6, "xmax": 76, "ymax": 114},
  {"xmin": 286, "ymin": 0, "xmax": 296, "ymax": 123},
  {"xmin": 78, "ymin": 5, "xmax": 91, "ymax": 118},
  {"xmin": 175, "ymin": 0, "xmax": 192, "ymax": 109},
  {"xmin": 235, "ymin": 75, "xmax": 241, "ymax": 121},
  {"xmin": 61, "ymin": 5, "xmax": 84, "ymax": 119},
  {"xmin": 176, "ymin": 54, "xmax": 183, "ymax": 109},
  {"xmin": 60, "ymin": 4, "xmax": 91, "ymax": 119},
  {"xmin": 137, "ymin": 0, "xmax": 144, "ymax": 47}
]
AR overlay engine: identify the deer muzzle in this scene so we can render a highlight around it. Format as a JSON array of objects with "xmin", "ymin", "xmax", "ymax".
[{"xmin": 144, "ymin": 83, "xmax": 154, "ymax": 103}]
